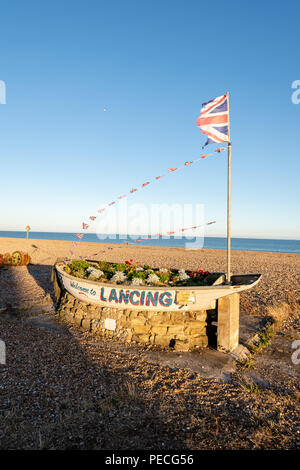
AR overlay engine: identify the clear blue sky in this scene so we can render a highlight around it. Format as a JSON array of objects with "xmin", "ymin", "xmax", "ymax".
[{"xmin": 0, "ymin": 0, "xmax": 299, "ymax": 239}]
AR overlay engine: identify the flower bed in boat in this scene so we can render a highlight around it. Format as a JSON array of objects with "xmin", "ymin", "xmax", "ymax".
[{"xmin": 63, "ymin": 259, "xmax": 220, "ymax": 288}]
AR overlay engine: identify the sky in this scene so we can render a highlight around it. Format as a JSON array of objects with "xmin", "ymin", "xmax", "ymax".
[{"xmin": 0, "ymin": 0, "xmax": 299, "ymax": 239}]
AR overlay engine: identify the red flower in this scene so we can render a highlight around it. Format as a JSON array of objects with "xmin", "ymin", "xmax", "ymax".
[{"xmin": 125, "ymin": 259, "xmax": 134, "ymax": 266}]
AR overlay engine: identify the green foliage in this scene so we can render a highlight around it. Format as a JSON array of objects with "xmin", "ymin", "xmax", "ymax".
[
  {"xmin": 158, "ymin": 272, "xmax": 171, "ymax": 283},
  {"xmin": 238, "ymin": 356, "xmax": 254, "ymax": 369},
  {"xmin": 131, "ymin": 271, "xmax": 147, "ymax": 280},
  {"xmin": 97, "ymin": 261, "xmax": 111, "ymax": 271},
  {"xmin": 249, "ymin": 326, "xmax": 275, "ymax": 354},
  {"xmin": 69, "ymin": 260, "xmax": 90, "ymax": 277},
  {"xmin": 112, "ymin": 263, "xmax": 128, "ymax": 272},
  {"xmin": 65, "ymin": 259, "xmax": 213, "ymax": 287},
  {"xmin": 245, "ymin": 383, "xmax": 262, "ymax": 394},
  {"xmin": 71, "ymin": 260, "xmax": 90, "ymax": 271},
  {"xmin": 144, "ymin": 269, "xmax": 154, "ymax": 277},
  {"xmin": 105, "ymin": 267, "xmax": 117, "ymax": 279}
]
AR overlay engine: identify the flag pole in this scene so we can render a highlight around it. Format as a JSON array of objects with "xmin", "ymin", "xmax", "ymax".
[{"xmin": 226, "ymin": 91, "xmax": 231, "ymax": 283}]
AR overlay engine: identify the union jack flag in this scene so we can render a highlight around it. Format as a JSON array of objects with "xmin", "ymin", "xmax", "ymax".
[{"xmin": 196, "ymin": 94, "xmax": 229, "ymax": 146}]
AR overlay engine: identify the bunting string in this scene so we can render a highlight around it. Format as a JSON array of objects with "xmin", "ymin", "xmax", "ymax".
[
  {"xmin": 74, "ymin": 147, "xmax": 225, "ymax": 239},
  {"xmin": 72, "ymin": 221, "xmax": 216, "ymax": 260}
]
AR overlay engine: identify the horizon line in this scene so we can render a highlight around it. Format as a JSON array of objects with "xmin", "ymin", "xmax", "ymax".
[{"xmin": 0, "ymin": 229, "xmax": 299, "ymax": 241}]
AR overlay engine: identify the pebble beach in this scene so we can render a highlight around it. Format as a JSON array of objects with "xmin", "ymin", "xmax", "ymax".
[
  {"xmin": 0, "ymin": 237, "xmax": 299, "ymax": 450},
  {"xmin": 0, "ymin": 237, "xmax": 299, "ymax": 315}
]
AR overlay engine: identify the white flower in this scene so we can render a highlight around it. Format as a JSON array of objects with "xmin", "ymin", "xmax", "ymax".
[
  {"xmin": 131, "ymin": 277, "xmax": 144, "ymax": 286},
  {"xmin": 135, "ymin": 267, "xmax": 144, "ymax": 272},
  {"xmin": 178, "ymin": 269, "xmax": 190, "ymax": 281},
  {"xmin": 159, "ymin": 268, "xmax": 169, "ymax": 273},
  {"xmin": 86, "ymin": 267, "xmax": 104, "ymax": 279},
  {"xmin": 146, "ymin": 273, "xmax": 160, "ymax": 286},
  {"xmin": 111, "ymin": 271, "xmax": 127, "ymax": 284}
]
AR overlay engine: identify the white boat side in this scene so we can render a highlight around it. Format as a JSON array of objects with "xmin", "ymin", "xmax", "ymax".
[{"xmin": 55, "ymin": 263, "xmax": 261, "ymax": 312}]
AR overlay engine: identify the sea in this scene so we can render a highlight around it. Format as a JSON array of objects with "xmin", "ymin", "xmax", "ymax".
[{"xmin": 0, "ymin": 231, "xmax": 299, "ymax": 254}]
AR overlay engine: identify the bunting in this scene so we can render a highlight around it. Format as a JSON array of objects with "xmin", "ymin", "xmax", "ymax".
[
  {"xmin": 75, "ymin": 147, "xmax": 225, "ymax": 239},
  {"xmin": 73, "ymin": 221, "xmax": 216, "ymax": 260},
  {"xmin": 71, "ymin": 147, "xmax": 224, "ymax": 253}
]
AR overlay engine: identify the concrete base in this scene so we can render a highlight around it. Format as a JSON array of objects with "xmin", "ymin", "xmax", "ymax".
[{"xmin": 217, "ymin": 293, "xmax": 239, "ymax": 353}]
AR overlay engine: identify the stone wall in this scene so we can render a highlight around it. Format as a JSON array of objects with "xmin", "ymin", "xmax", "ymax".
[{"xmin": 58, "ymin": 291, "xmax": 211, "ymax": 351}]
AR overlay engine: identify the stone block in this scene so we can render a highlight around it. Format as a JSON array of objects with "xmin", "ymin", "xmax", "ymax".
[
  {"xmin": 153, "ymin": 335, "xmax": 173, "ymax": 347},
  {"xmin": 151, "ymin": 325, "xmax": 168, "ymax": 336},
  {"xmin": 187, "ymin": 320, "xmax": 207, "ymax": 328},
  {"xmin": 82, "ymin": 318, "xmax": 91, "ymax": 331},
  {"xmin": 91, "ymin": 319, "xmax": 101, "ymax": 331},
  {"xmin": 153, "ymin": 312, "xmax": 171, "ymax": 321},
  {"xmin": 174, "ymin": 340, "xmax": 190, "ymax": 352},
  {"xmin": 130, "ymin": 311, "xmax": 145, "ymax": 319},
  {"xmin": 131, "ymin": 333, "xmax": 150, "ymax": 343},
  {"xmin": 118, "ymin": 318, "xmax": 131, "ymax": 328},
  {"xmin": 169, "ymin": 311, "xmax": 185, "ymax": 322},
  {"xmin": 86, "ymin": 310, "xmax": 101, "ymax": 320},
  {"xmin": 131, "ymin": 317, "xmax": 147, "ymax": 326},
  {"xmin": 189, "ymin": 336, "xmax": 208, "ymax": 349},
  {"xmin": 102, "ymin": 307, "xmax": 112, "ymax": 315},
  {"xmin": 75, "ymin": 315, "xmax": 83, "ymax": 327},
  {"xmin": 66, "ymin": 310, "xmax": 76, "ymax": 319},
  {"xmin": 132, "ymin": 325, "xmax": 150, "ymax": 334},
  {"xmin": 125, "ymin": 330, "xmax": 133, "ymax": 342},
  {"xmin": 185, "ymin": 325, "xmax": 206, "ymax": 336},
  {"xmin": 167, "ymin": 325, "xmax": 185, "ymax": 335},
  {"xmin": 194, "ymin": 311, "xmax": 207, "ymax": 322}
]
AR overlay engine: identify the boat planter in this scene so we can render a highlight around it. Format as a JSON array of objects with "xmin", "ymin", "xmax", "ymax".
[{"xmin": 53, "ymin": 261, "xmax": 261, "ymax": 352}]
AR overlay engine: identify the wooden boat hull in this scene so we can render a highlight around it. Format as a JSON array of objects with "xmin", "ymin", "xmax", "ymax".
[{"xmin": 55, "ymin": 263, "xmax": 261, "ymax": 311}]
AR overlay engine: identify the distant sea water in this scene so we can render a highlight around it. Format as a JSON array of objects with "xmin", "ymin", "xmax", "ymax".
[{"xmin": 0, "ymin": 231, "xmax": 299, "ymax": 254}]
